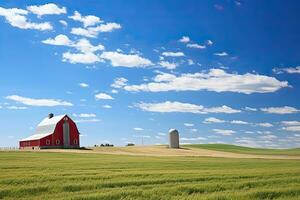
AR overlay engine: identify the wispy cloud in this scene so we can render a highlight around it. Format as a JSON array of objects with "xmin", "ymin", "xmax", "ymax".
[
  {"xmin": 273, "ymin": 66, "xmax": 300, "ymax": 74},
  {"xmin": 261, "ymin": 106, "xmax": 299, "ymax": 114},
  {"xmin": 27, "ymin": 3, "xmax": 66, "ymax": 17},
  {"xmin": 122, "ymin": 69, "xmax": 288, "ymax": 94},
  {"xmin": 0, "ymin": 6, "xmax": 52, "ymax": 30},
  {"xmin": 162, "ymin": 51, "xmax": 185, "ymax": 57},
  {"xmin": 100, "ymin": 51, "xmax": 153, "ymax": 68},
  {"xmin": 214, "ymin": 52, "xmax": 228, "ymax": 56},
  {"xmin": 136, "ymin": 101, "xmax": 240, "ymax": 114},
  {"xmin": 95, "ymin": 93, "xmax": 114, "ymax": 100},
  {"xmin": 212, "ymin": 129, "xmax": 235, "ymax": 136},
  {"xmin": 68, "ymin": 11, "xmax": 102, "ymax": 27},
  {"xmin": 178, "ymin": 36, "xmax": 190, "ymax": 43},
  {"xmin": 5, "ymin": 95, "xmax": 73, "ymax": 107},
  {"xmin": 71, "ymin": 22, "xmax": 121, "ymax": 38}
]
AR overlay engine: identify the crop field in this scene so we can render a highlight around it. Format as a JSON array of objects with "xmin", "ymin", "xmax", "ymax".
[
  {"xmin": 1, "ymin": 147, "xmax": 300, "ymax": 200},
  {"xmin": 184, "ymin": 144, "xmax": 300, "ymax": 156}
]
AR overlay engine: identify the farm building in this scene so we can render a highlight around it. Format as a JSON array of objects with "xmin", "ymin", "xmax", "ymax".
[{"xmin": 19, "ymin": 113, "xmax": 80, "ymax": 149}]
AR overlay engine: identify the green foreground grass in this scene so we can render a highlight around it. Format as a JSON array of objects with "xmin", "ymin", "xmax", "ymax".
[
  {"xmin": 0, "ymin": 151, "xmax": 300, "ymax": 200},
  {"xmin": 185, "ymin": 144, "xmax": 300, "ymax": 156}
]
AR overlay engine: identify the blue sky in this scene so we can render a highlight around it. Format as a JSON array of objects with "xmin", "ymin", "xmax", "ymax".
[{"xmin": 1, "ymin": 0, "xmax": 300, "ymax": 148}]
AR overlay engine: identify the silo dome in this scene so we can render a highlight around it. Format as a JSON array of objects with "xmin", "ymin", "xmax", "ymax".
[{"xmin": 169, "ymin": 129, "xmax": 179, "ymax": 148}]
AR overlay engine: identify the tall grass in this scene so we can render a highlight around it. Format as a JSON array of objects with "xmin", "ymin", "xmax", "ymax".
[{"xmin": 0, "ymin": 151, "xmax": 299, "ymax": 199}]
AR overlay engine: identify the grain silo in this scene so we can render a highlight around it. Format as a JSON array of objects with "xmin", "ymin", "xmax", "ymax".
[{"xmin": 169, "ymin": 129, "xmax": 179, "ymax": 148}]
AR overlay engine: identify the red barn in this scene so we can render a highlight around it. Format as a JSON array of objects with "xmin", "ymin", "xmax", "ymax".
[{"xmin": 19, "ymin": 113, "xmax": 80, "ymax": 149}]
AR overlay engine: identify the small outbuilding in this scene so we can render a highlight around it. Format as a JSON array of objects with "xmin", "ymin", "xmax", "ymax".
[
  {"xmin": 19, "ymin": 113, "xmax": 80, "ymax": 149},
  {"xmin": 169, "ymin": 129, "xmax": 179, "ymax": 148}
]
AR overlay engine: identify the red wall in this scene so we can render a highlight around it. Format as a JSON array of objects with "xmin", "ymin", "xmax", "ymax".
[{"xmin": 19, "ymin": 115, "xmax": 80, "ymax": 149}]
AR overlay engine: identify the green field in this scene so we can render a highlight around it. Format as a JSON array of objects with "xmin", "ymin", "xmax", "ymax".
[
  {"xmin": 1, "ymin": 150, "xmax": 300, "ymax": 200},
  {"xmin": 185, "ymin": 144, "xmax": 300, "ymax": 156}
]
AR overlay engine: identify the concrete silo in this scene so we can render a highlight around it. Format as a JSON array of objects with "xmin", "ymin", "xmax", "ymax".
[{"xmin": 169, "ymin": 129, "xmax": 179, "ymax": 148}]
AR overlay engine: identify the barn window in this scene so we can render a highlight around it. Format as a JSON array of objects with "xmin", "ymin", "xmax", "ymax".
[
  {"xmin": 46, "ymin": 140, "xmax": 50, "ymax": 145},
  {"xmin": 74, "ymin": 139, "xmax": 77, "ymax": 144},
  {"xmin": 56, "ymin": 139, "xmax": 60, "ymax": 145}
]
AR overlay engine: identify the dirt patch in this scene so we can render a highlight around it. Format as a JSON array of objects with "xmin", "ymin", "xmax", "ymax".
[{"xmin": 17, "ymin": 145, "xmax": 300, "ymax": 160}]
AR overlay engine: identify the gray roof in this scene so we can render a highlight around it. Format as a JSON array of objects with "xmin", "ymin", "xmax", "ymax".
[{"xmin": 20, "ymin": 114, "xmax": 66, "ymax": 141}]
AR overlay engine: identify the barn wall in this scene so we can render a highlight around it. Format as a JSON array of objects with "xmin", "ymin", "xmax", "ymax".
[
  {"xmin": 53, "ymin": 115, "xmax": 80, "ymax": 148},
  {"xmin": 69, "ymin": 118, "xmax": 80, "ymax": 147},
  {"xmin": 19, "ymin": 139, "xmax": 39, "ymax": 148},
  {"xmin": 39, "ymin": 134, "xmax": 53, "ymax": 147}
]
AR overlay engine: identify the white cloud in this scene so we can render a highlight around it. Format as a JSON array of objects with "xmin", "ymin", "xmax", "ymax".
[
  {"xmin": 75, "ymin": 118, "xmax": 100, "ymax": 123},
  {"xmin": 73, "ymin": 113, "xmax": 96, "ymax": 118},
  {"xmin": 71, "ymin": 27, "xmax": 95, "ymax": 38},
  {"xmin": 43, "ymin": 36, "xmax": 105, "ymax": 53},
  {"xmin": 71, "ymin": 22, "xmax": 121, "ymax": 38},
  {"xmin": 214, "ymin": 52, "xmax": 228, "ymax": 56},
  {"xmin": 0, "ymin": 6, "xmax": 52, "ymax": 30},
  {"xmin": 256, "ymin": 123, "xmax": 273, "ymax": 127},
  {"xmin": 6, "ymin": 95, "xmax": 73, "ymax": 106},
  {"xmin": 204, "ymin": 105, "xmax": 241, "ymax": 113},
  {"xmin": 184, "ymin": 123, "xmax": 194, "ymax": 127},
  {"xmin": 43, "ymin": 35, "xmax": 105, "ymax": 64},
  {"xmin": 72, "ymin": 38, "xmax": 105, "ymax": 53},
  {"xmin": 79, "ymin": 83, "xmax": 89, "ymax": 88},
  {"xmin": 63, "ymin": 52, "xmax": 102, "ymax": 64},
  {"xmin": 158, "ymin": 132, "xmax": 166, "ymax": 136},
  {"xmin": 137, "ymin": 101, "xmax": 204, "ymax": 114},
  {"xmin": 203, "ymin": 117, "xmax": 225, "ymax": 123},
  {"xmin": 111, "ymin": 89, "xmax": 118, "ymax": 94},
  {"xmin": 281, "ymin": 121, "xmax": 300, "ymax": 126},
  {"xmin": 282, "ymin": 126, "xmax": 300, "ymax": 132},
  {"xmin": 187, "ymin": 43, "xmax": 206, "ymax": 49},
  {"xmin": 111, "ymin": 77, "xmax": 128, "ymax": 88},
  {"xmin": 259, "ymin": 134, "xmax": 277, "ymax": 140},
  {"xmin": 273, "ymin": 66, "xmax": 300, "ymax": 74},
  {"xmin": 102, "ymin": 105, "xmax": 112, "ymax": 109},
  {"xmin": 133, "ymin": 127, "xmax": 144, "ymax": 131},
  {"xmin": 187, "ymin": 59, "xmax": 194, "ymax": 65},
  {"xmin": 136, "ymin": 101, "xmax": 240, "ymax": 114},
  {"xmin": 68, "ymin": 11, "xmax": 102, "ymax": 27},
  {"xmin": 162, "ymin": 52, "xmax": 185, "ymax": 57},
  {"xmin": 59, "ymin": 20, "xmax": 67, "ymax": 26},
  {"xmin": 95, "ymin": 93, "xmax": 114, "ymax": 100},
  {"xmin": 122, "ymin": 69, "xmax": 289, "ymax": 94},
  {"xmin": 230, "ymin": 120, "xmax": 249, "ymax": 125},
  {"xmin": 159, "ymin": 61, "xmax": 177, "ymax": 69},
  {"xmin": 100, "ymin": 51, "xmax": 153, "ymax": 68},
  {"xmin": 207, "ymin": 40, "xmax": 213, "ymax": 45},
  {"xmin": 179, "ymin": 36, "xmax": 190, "ymax": 43},
  {"xmin": 6, "ymin": 106, "xmax": 28, "ymax": 110},
  {"xmin": 181, "ymin": 137, "xmax": 206, "ymax": 141},
  {"xmin": 244, "ymin": 106, "xmax": 257, "ymax": 111},
  {"xmin": 212, "ymin": 129, "xmax": 235, "ymax": 136},
  {"xmin": 42, "ymin": 34, "xmax": 72, "ymax": 46},
  {"xmin": 261, "ymin": 106, "xmax": 299, "ymax": 114},
  {"xmin": 27, "ymin": 3, "xmax": 66, "ymax": 17}
]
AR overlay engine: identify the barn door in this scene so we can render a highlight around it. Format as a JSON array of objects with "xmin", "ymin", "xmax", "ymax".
[{"xmin": 63, "ymin": 120, "xmax": 70, "ymax": 148}]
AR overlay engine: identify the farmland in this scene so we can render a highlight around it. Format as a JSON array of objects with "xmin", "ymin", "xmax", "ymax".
[{"xmin": 1, "ymin": 146, "xmax": 300, "ymax": 200}]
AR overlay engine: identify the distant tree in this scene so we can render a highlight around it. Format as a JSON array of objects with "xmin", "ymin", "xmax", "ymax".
[
  {"xmin": 126, "ymin": 143, "xmax": 135, "ymax": 146},
  {"xmin": 100, "ymin": 144, "xmax": 104, "ymax": 147}
]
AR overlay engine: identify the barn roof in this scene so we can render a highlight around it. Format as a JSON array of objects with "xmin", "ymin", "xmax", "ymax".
[{"xmin": 20, "ymin": 114, "xmax": 66, "ymax": 141}]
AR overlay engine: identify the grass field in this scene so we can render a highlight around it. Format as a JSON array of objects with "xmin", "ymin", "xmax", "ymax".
[
  {"xmin": 184, "ymin": 144, "xmax": 300, "ymax": 156},
  {"xmin": 1, "ymin": 149, "xmax": 300, "ymax": 200}
]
